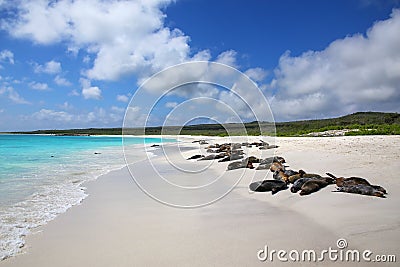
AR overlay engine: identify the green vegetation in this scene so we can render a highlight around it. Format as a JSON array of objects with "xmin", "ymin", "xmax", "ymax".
[{"xmin": 9, "ymin": 112, "xmax": 400, "ymax": 137}]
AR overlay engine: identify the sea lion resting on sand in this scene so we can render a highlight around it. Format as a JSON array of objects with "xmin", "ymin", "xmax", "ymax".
[
  {"xmin": 187, "ymin": 154, "xmax": 204, "ymax": 160},
  {"xmin": 288, "ymin": 170, "xmax": 322, "ymax": 184},
  {"xmin": 270, "ymin": 162, "xmax": 285, "ymax": 172},
  {"xmin": 299, "ymin": 178, "xmax": 334, "ymax": 196},
  {"xmin": 333, "ymin": 184, "xmax": 386, "ymax": 198},
  {"xmin": 274, "ymin": 169, "xmax": 299, "ymax": 183},
  {"xmin": 255, "ymin": 163, "xmax": 271, "ymax": 170},
  {"xmin": 218, "ymin": 154, "xmax": 244, "ymax": 162},
  {"xmin": 291, "ymin": 177, "xmax": 333, "ymax": 193},
  {"xmin": 249, "ymin": 180, "xmax": 288, "ymax": 194},
  {"xmin": 259, "ymin": 156, "xmax": 285, "ymax": 165},
  {"xmin": 227, "ymin": 161, "xmax": 254, "ymax": 170},
  {"xmin": 326, "ymin": 173, "xmax": 387, "ymax": 194}
]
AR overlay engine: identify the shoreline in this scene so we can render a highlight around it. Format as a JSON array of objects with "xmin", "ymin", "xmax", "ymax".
[
  {"xmin": 0, "ymin": 137, "xmax": 179, "ymax": 261},
  {"xmin": 1, "ymin": 135, "xmax": 399, "ymax": 266}
]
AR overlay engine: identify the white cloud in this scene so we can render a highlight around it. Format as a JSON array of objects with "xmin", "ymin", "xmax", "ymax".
[
  {"xmin": 215, "ymin": 50, "xmax": 238, "ymax": 67},
  {"xmin": 270, "ymin": 9, "xmax": 400, "ymax": 120},
  {"xmin": 82, "ymin": 86, "xmax": 102, "ymax": 100},
  {"xmin": 0, "ymin": 49, "xmax": 14, "ymax": 64},
  {"xmin": 0, "ymin": 86, "xmax": 30, "ymax": 104},
  {"xmin": 34, "ymin": 60, "xmax": 62, "ymax": 74},
  {"xmin": 32, "ymin": 109, "xmax": 73, "ymax": 122},
  {"xmin": 1, "ymin": 0, "xmax": 207, "ymax": 82},
  {"xmin": 244, "ymin": 67, "xmax": 268, "ymax": 82},
  {"xmin": 165, "ymin": 101, "xmax": 178, "ymax": 108},
  {"xmin": 28, "ymin": 106, "xmax": 125, "ymax": 129},
  {"xmin": 54, "ymin": 75, "xmax": 72, "ymax": 86},
  {"xmin": 58, "ymin": 101, "xmax": 73, "ymax": 110},
  {"xmin": 116, "ymin": 94, "xmax": 129, "ymax": 103},
  {"xmin": 69, "ymin": 89, "xmax": 80, "ymax": 97},
  {"xmin": 111, "ymin": 106, "xmax": 125, "ymax": 113},
  {"xmin": 29, "ymin": 81, "xmax": 50, "ymax": 91}
]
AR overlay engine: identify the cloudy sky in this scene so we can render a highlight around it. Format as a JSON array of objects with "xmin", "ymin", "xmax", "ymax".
[{"xmin": 0, "ymin": 0, "xmax": 399, "ymax": 131}]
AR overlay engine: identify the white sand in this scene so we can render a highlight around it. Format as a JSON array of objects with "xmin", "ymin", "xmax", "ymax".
[{"xmin": 1, "ymin": 136, "xmax": 399, "ymax": 266}]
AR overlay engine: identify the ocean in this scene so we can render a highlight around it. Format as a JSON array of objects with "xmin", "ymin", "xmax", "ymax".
[{"xmin": 0, "ymin": 134, "xmax": 175, "ymax": 260}]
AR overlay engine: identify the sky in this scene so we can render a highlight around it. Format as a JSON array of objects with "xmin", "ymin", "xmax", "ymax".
[{"xmin": 0, "ymin": 0, "xmax": 399, "ymax": 131}]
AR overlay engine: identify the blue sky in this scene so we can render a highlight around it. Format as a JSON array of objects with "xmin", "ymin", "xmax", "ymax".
[{"xmin": 0, "ymin": 0, "xmax": 399, "ymax": 131}]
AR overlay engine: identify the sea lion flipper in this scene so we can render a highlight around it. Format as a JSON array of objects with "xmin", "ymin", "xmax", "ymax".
[{"xmin": 326, "ymin": 172, "xmax": 337, "ymax": 179}]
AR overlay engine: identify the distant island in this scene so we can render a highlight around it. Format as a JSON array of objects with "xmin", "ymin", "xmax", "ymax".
[{"xmin": 7, "ymin": 112, "xmax": 400, "ymax": 137}]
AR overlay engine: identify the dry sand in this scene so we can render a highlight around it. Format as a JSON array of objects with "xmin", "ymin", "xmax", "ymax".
[{"xmin": 1, "ymin": 135, "xmax": 399, "ymax": 266}]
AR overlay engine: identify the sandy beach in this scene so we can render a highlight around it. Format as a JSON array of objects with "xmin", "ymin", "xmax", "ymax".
[{"xmin": 1, "ymin": 135, "xmax": 399, "ymax": 266}]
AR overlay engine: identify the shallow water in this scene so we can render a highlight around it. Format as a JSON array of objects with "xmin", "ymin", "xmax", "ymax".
[{"xmin": 0, "ymin": 134, "xmax": 174, "ymax": 260}]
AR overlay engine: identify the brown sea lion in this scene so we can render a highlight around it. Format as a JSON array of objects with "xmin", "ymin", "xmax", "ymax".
[
  {"xmin": 270, "ymin": 162, "xmax": 285, "ymax": 172},
  {"xmin": 273, "ymin": 170, "xmax": 289, "ymax": 183},
  {"xmin": 299, "ymin": 178, "xmax": 334, "ymax": 196},
  {"xmin": 291, "ymin": 177, "xmax": 334, "ymax": 193},
  {"xmin": 245, "ymin": 156, "xmax": 260, "ymax": 164},
  {"xmin": 326, "ymin": 173, "xmax": 387, "ymax": 194},
  {"xmin": 288, "ymin": 170, "xmax": 322, "ymax": 183},
  {"xmin": 333, "ymin": 185, "xmax": 386, "ymax": 198},
  {"xmin": 249, "ymin": 180, "xmax": 288, "ymax": 194}
]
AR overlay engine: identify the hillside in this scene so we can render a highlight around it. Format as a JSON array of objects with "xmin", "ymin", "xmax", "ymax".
[{"xmin": 9, "ymin": 112, "xmax": 400, "ymax": 136}]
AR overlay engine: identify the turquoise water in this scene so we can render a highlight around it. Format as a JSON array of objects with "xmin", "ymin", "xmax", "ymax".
[{"xmin": 0, "ymin": 134, "xmax": 174, "ymax": 260}]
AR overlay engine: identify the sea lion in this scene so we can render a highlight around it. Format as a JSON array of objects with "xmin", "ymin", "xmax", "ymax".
[
  {"xmin": 291, "ymin": 177, "xmax": 334, "ymax": 193},
  {"xmin": 288, "ymin": 170, "xmax": 322, "ymax": 183},
  {"xmin": 255, "ymin": 163, "xmax": 272, "ymax": 170},
  {"xmin": 333, "ymin": 185, "xmax": 386, "ymax": 198},
  {"xmin": 231, "ymin": 143, "xmax": 242, "ymax": 150},
  {"xmin": 218, "ymin": 154, "xmax": 244, "ymax": 162},
  {"xmin": 187, "ymin": 154, "xmax": 204, "ymax": 160},
  {"xmin": 198, "ymin": 154, "xmax": 216, "ymax": 161},
  {"xmin": 273, "ymin": 170, "xmax": 289, "ymax": 183},
  {"xmin": 299, "ymin": 179, "xmax": 332, "ymax": 196},
  {"xmin": 326, "ymin": 173, "xmax": 387, "ymax": 194},
  {"xmin": 244, "ymin": 156, "xmax": 260, "ymax": 164},
  {"xmin": 284, "ymin": 170, "xmax": 298, "ymax": 177},
  {"xmin": 259, "ymin": 156, "xmax": 285, "ymax": 165},
  {"xmin": 249, "ymin": 180, "xmax": 288, "ymax": 194},
  {"xmin": 227, "ymin": 161, "xmax": 254, "ymax": 170},
  {"xmin": 270, "ymin": 162, "xmax": 285, "ymax": 172},
  {"xmin": 259, "ymin": 144, "xmax": 279, "ymax": 150}
]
